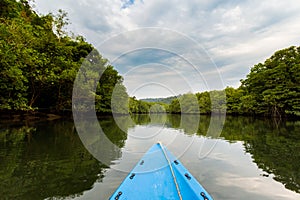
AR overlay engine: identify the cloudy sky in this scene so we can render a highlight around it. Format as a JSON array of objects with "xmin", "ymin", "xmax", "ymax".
[{"xmin": 34, "ymin": 0, "xmax": 300, "ymax": 99}]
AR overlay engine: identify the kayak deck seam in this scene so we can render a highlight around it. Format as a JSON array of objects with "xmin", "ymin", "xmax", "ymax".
[{"xmin": 158, "ymin": 142, "xmax": 183, "ymax": 200}]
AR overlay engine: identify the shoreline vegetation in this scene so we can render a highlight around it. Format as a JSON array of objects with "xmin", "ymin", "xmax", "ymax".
[{"xmin": 1, "ymin": 0, "xmax": 300, "ymax": 120}]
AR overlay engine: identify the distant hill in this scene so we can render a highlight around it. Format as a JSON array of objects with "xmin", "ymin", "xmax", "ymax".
[{"xmin": 140, "ymin": 95, "xmax": 180, "ymax": 104}]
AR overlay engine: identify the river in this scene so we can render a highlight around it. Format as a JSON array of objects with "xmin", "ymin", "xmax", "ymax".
[{"xmin": 0, "ymin": 114, "xmax": 299, "ymax": 199}]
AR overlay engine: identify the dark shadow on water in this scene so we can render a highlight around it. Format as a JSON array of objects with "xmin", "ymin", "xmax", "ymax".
[{"xmin": 0, "ymin": 118, "xmax": 125, "ymax": 199}]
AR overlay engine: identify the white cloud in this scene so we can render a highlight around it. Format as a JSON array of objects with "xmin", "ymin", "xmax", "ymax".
[
  {"xmin": 34, "ymin": 0, "xmax": 300, "ymax": 97},
  {"xmin": 216, "ymin": 173, "xmax": 300, "ymax": 200}
]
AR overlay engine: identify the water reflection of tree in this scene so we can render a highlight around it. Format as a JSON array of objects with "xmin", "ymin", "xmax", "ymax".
[
  {"xmin": 123, "ymin": 115, "xmax": 300, "ymax": 193},
  {"xmin": 221, "ymin": 116, "xmax": 300, "ymax": 193},
  {"xmin": 99, "ymin": 116, "xmax": 128, "ymax": 148},
  {"xmin": 130, "ymin": 114, "xmax": 214, "ymax": 136},
  {"xmin": 111, "ymin": 114, "xmax": 300, "ymax": 192},
  {"xmin": 131, "ymin": 114, "xmax": 151, "ymax": 125},
  {"xmin": 0, "ymin": 120, "xmax": 124, "ymax": 199},
  {"xmin": 129, "ymin": 114, "xmax": 300, "ymax": 193}
]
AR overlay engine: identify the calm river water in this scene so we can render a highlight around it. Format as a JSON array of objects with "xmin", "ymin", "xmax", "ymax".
[{"xmin": 0, "ymin": 114, "xmax": 299, "ymax": 200}]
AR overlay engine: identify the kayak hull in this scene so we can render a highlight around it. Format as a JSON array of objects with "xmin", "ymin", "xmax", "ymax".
[{"xmin": 109, "ymin": 143, "xmax": 213, "ymax": 200}]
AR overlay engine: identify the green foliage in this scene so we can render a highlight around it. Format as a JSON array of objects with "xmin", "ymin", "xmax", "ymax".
[
  {"xmin": 4, "ymin": 2, "xmax": 299, "ymax": 117},
  {"xmin": 52, "ymin": 9, "xmax": 69, "ymax": 38},
  {"xmin": 168, "ymin": 91, "xmax": 225, "ymax": 114},
  {"xmin": 0, "ymin": 0, "xmax": 24, "ymax": 19},
  {"xmin": 128, "ymin": 97, "xmax": 150, "ymax": 114},
  {"xmin": 241, "ymin": 46, "xmax": 300, "ymax": 117},
  {"xmin": 209, "ymin": 90, "xmax": 226, "ymax": 113},
  {"xmin": 96, "ymin": 66, "xmax": 124, "ymax": 113},
  {"xmin": 132, "ymin": 45, "xmax": 300, "ymax": 118},
  {"xmin": 169, "ymin": 98, "xmax": 180, "ymax": 113},
  {"xmin": 111, "ymin": 83, "xmax": 129, "ymax": 114},
  {"xmin": 149, "ymin": 103, "xmax": 166, "ymax": 113},
  {"xmin": 179, "ymin": 93, "xmax": 200, "ymax": 113},
  {"xmin": 196, "ymin": 91, "xmax": 211, "ymax": 114},
  {"xmin": 225, "ymin": 87, "xmax": 243, "ymax": 114},
  {"xmin": 0, "ymin": 0, "xmax": 127, "ymax": 113},
  {"xmin": 164, "ymin": 45, "xmax": 300, "ymax": 117},
  {"xmin": 169, "ymin": 93, "xmax": 199, "ymax": 114},
  {"xmin": 141, "ymin": 96, "xmax": 178, "ymax": 104},
  {"xmin": 128, "ymin": 97, "xmax": 170, "ymax": 114}
]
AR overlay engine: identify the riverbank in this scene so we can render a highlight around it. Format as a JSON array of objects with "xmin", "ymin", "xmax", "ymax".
[
  {"xmin": 0, "ymin": 110, "xmax": 71, "ymax": 122},
  {"xmin": 1, "ymin": 110, "xmax": 299, "ymax": 124}
]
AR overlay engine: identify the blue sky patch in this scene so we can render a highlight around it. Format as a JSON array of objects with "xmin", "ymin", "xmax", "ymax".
[{"xmin": 121, "ymin": 0, "xmax": 135, "ymax": 9}]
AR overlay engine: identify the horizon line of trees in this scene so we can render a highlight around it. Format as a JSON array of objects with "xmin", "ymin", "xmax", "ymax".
[
  {"xmin": 129, "ymin": 46, "xmax": 300, "ymax": 118},
  {"xmin": 1, "ymin": 1, "xmax": 299, "ymax": 118}
]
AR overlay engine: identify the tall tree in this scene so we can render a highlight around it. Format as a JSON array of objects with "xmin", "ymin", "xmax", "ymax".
[
  {"xmin": 196, "ymin": 91, "xmax": 211, "ymax": 114},
  {"xmin": 241, "ymin": 46, "xmax": 300, "ymax": 117},
  {"xmin": 0, "ymin": 0, "xmax": 128, "ymax": 113},
  {"xmin": 225, "ymin": 87, "xmax": 243, "ymax": 114}
]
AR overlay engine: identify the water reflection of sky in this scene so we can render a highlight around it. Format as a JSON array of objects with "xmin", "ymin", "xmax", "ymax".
[{"xmin": 74, "ymin": 123, "xmax": 300, "ymax": 200}]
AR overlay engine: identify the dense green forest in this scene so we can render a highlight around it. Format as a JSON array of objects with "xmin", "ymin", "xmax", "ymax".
[
  {"xmin": 141, "ymin": 96, "xmax": 178, "ymax": 104},
  {"xmin": 130, "ymin": 47, "xmax": 300, "ymax": 118},
  {"xmin": 0, "ymin": 0, "xmax": 125, "ymax": 113},
  {"xmin": 1, "ymin": 0, "xmax": 299, "ymax": 117}
]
